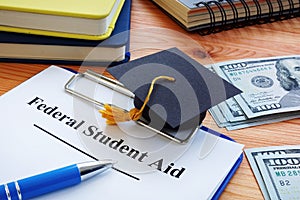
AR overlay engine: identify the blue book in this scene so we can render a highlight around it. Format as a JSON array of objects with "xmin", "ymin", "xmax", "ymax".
[{"xmin": 0, "ymin": 0, "xmax": 131, "ymax": 66}]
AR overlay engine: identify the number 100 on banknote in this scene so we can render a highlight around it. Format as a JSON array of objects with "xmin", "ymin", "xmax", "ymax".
[{"xmin": 257, "ymin": 154, "xmax": 300, "ymax": 200}]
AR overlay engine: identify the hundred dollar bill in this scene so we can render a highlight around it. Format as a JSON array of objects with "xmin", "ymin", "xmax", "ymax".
[
  {"xmin": 225, "ymin": 110, "xmax": 300, "ymax": 130},
  {"xmin": 209, "ymin": 105, "xmax": 229, "ymax": 127},
  {"xmin": 209, "ymin": 104, "xmax": 300, "ymax": 130},
  {"xmin": 207, "ymin": 66, "xmax": 247, "ymax": 123},
  {"xmin": 257, "ymin": 154, "xmax": 300, "ymax": 200},
  {"xmin": 245, "ymin": 145, "xmax": 300, "ymax": 200},
  {"xmin": 212, "ymin": 56, "xmax": 300, "ymax": 119},
  {"xmin": 217, "ymin": 98, "xmax": 246, "ymax": 123}
]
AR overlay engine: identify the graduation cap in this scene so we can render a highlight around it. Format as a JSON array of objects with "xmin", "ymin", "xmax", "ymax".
[{"xmin": 99, "ymin": 48, "xmax": 241, "ymax": 141}]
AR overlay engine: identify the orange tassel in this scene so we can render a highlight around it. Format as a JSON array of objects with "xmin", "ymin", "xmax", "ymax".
[{"xmin": 99, "ymin": 76, "xmax": 175, "ymax": 125}]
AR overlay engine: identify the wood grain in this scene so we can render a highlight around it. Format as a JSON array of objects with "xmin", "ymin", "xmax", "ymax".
[{"xmin": 1, "ymin": 0, "xmax": 300, "ymax": 199}]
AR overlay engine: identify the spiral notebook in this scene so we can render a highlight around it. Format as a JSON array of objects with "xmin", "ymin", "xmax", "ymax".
[{"xmin": 152, "ymin": 0, "xmax": 300, "ymax": 34}]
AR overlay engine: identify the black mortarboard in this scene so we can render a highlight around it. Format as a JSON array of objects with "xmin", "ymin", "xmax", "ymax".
[{"xmin": 107, "ymin": 48, "xmax": 241, "ymax": 130}]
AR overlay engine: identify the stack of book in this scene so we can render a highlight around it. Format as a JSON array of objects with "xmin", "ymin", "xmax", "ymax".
[{"xmin": 0, "ymin": 0, "xmax": 132, "ymax": 65}]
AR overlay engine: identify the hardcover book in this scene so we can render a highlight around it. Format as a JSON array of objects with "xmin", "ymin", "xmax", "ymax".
[{"xmin": 0, "ymin": 0, "xmax": 125, "ymax": 40}]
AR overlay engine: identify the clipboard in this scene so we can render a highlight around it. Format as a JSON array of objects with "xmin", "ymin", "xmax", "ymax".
[
  {"xmin": 0, "ymin": 66, "xmax": 244, "ymax": 200},
  {"xmin": 200, "ymin": 126, "xmax": 243, "ymax": 200},
  {"xmin": 64, "ymin": 68, "xmax": 243, "ymax": 199}
]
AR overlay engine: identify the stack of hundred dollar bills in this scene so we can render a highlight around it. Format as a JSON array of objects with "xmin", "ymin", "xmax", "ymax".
[
  {"xmin": 245, "ymin": 145, "xmax": 300, "ymax": 200},
  {"xmin": 209, "ymin": 55, "xmax": 300, "ymax": 130}
]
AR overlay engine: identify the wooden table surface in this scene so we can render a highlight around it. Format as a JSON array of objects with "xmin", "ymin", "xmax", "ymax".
[{"xmin": 1, "ymin": 0, "xmax": 300, "ymax": 199}]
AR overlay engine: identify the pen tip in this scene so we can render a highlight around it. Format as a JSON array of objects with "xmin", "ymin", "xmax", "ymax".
[
  {"xmin": 98, "ymin": 159, "xmax": 117, "ymax": 167},
  {"xmin": 78, "ymin": 160, "xmax": 116, "ymax": 181}
]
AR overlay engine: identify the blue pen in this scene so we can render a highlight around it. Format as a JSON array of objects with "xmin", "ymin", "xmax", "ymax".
[{"xmin": 0, "ymin": 160, "xmax": 114, "ymax": 200}]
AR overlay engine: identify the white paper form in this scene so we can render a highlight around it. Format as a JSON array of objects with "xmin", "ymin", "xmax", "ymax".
[{"xmin": 0, "ymin": 66, "xmax": 244, "ymax": 200}]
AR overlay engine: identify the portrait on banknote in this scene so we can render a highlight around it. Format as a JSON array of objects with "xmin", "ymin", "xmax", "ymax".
[
  {"xmin": 275, "ymin": 58, "xmax": 300, "ymax": 108},
  {"xmin": 275, "ymin": 58, "xmax": 300, "ymax": 91}
]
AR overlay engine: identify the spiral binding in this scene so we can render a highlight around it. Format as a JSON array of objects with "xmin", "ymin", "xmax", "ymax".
[{"xmin": 193, "ymin": 0, "xmax": 300, "ymax": 35}]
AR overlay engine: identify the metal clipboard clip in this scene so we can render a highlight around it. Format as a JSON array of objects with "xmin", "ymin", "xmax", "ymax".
[{"xmin": 65, "ymin": 70, "xmax": 199, "ymax": 144}]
